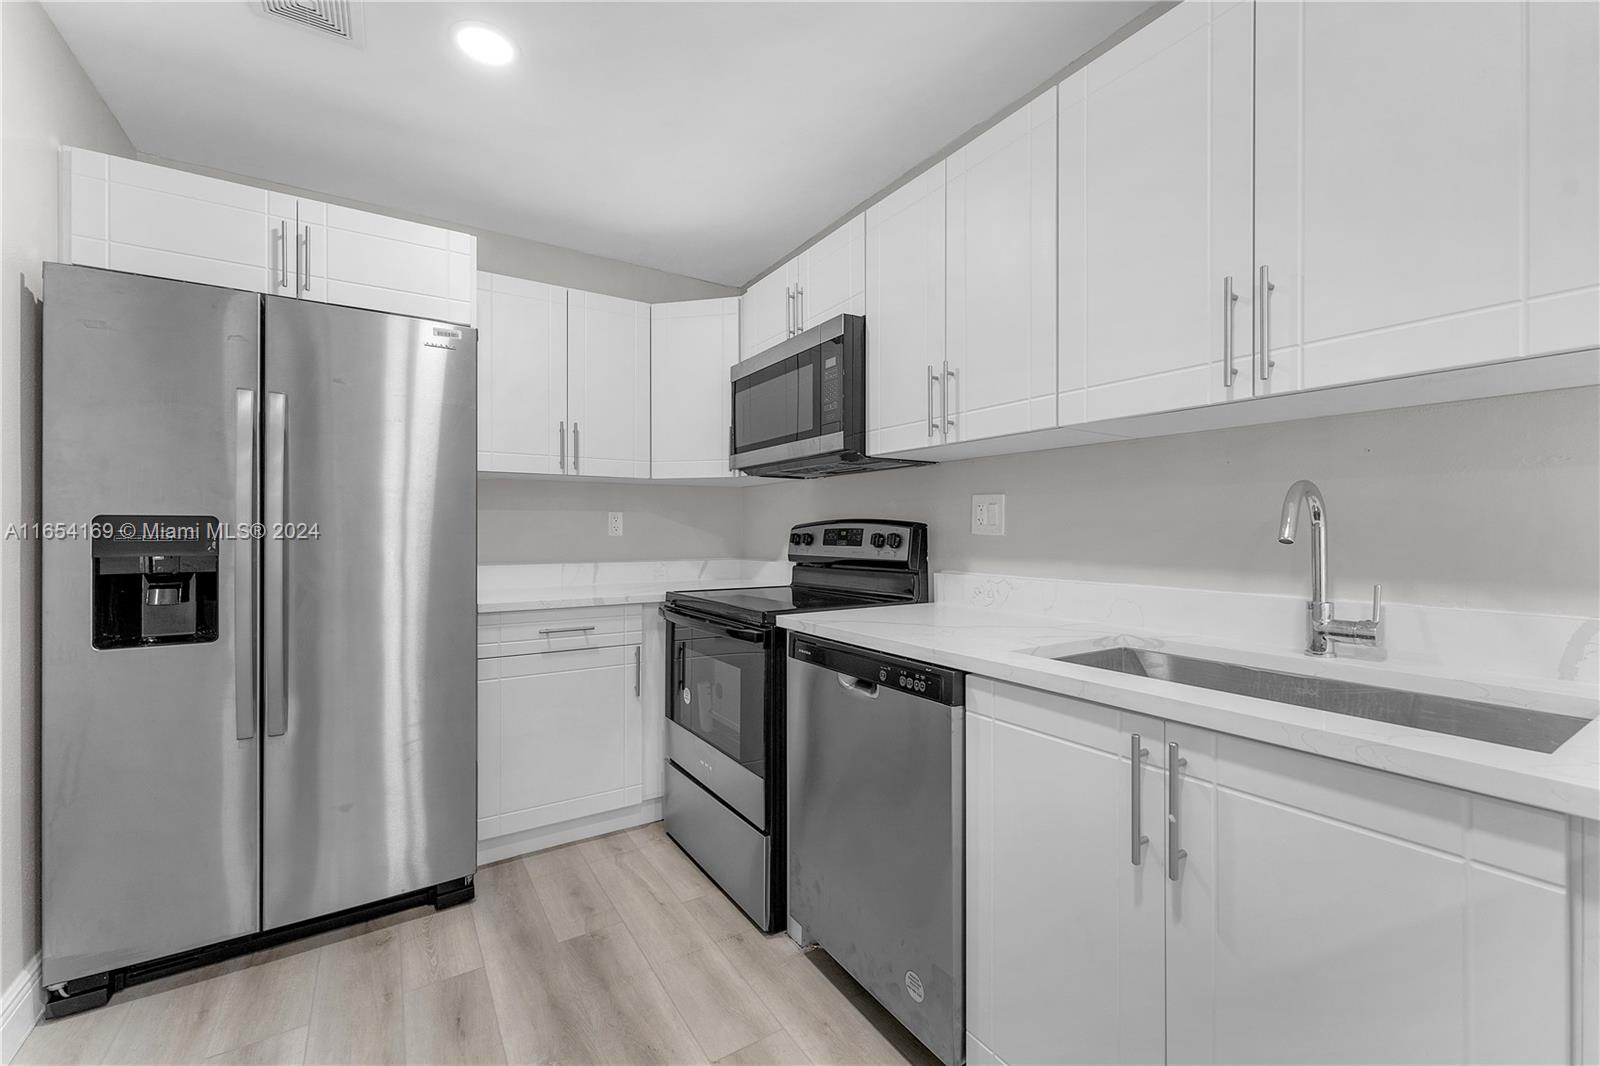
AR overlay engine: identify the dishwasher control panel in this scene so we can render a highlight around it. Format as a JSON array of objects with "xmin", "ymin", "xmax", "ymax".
[{"xmin": 790, "ymin": 635, "xmax": 963, "ymax": 706}]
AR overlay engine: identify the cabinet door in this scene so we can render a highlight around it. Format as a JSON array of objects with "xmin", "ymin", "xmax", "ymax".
[
  {"xmin": 477, "ymin": 273, "xmax": 568, "ymax": 475},
  {"xmin": 323, "ymin": 204, "xmax": 476, "ymax": 325},
  {"xmin": 1166, "ymin": 725, "xmax": 1571, "ymax": 1065},
  {"xmin": 797, "ymin": 214, "xmax": 865, "ymax": 329},
  {"xmin": 1256, "ymin": 0, "xmax": 1598, "ymax": 390},
  {"xmin": 650, "ymin": 298, "xmax": 740, "ymax": 479},
  {"xmin": 568, "ymin": 289, "xmax": 650, "ymax": 478},
  {"xmin": 477, "ymin": 663, "xmax": 501, "ymax": 837},
  {"xmin": 946, "ymin": 91, "xmax": 1058, "ymax": 444},
  {"xmin": 495, "ymin": 647, "xmax": 641, "ymax": 835},
  {"xmin": 63, "ymin": 150, "xmax": 272, "ymax": 293},
  {"xmin": 866, "ymin": 164, "xmax": 946, "ymax": 456},
  {"xmin": 1060, "ymin": 1, "xmax": 1254, "ymax": 425},
  {"xmin": 740, "ymin": 263, "xmax": 795, "ymax": 360},
  {"xmin": 967, "ymin": 680, "xmax": 1166, "ymax": 1066},
  {"xmin": 266, "ymin": 192, "xmax": 328, "ymax": 303},
  {"xmin": 639, "ymin": 606, "xmax": 667, "ymax": 802}
]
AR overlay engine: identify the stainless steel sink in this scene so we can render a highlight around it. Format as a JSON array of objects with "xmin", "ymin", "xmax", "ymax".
[{"xmin": 1054, "ymin": 646, "xmax": 1591, "ymax": 754}]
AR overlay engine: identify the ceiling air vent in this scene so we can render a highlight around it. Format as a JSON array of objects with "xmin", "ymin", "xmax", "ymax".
[{"xmin": 257, "ymin": 1, "xmax": 363, "ymax": 45}]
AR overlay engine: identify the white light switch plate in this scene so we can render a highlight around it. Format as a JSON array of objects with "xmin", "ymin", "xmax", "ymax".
[
  {"xmin": 972, "ymin": 494, "xmax": 1005, "ymax": 536},
  {"xmin": 607, "ymin": 512, "xmax": 624, "ymax": 537}
]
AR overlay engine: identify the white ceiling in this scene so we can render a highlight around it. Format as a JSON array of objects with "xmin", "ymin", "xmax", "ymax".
[{"xmin": 45, "ymin": 2, "xmax": 1150, "ymax": 287}]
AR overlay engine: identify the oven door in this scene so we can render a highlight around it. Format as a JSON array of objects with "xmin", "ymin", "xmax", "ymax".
[{"xmin": 661, "ymin": 607, "xmax": 775, "ymax": 829}]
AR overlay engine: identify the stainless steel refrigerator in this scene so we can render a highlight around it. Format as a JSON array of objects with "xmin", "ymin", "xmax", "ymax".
[{"xmin": 40, "ymin": 264, "xmax": 477, "ymax": 1014}]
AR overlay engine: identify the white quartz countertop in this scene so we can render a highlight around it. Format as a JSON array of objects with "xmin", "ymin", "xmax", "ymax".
[
  {"xmin": 478, "ymin": 560, "xmax": 790, "ymax": 613},
  {"xmin": 778, "ymin": 602, "xmax": 1600, "ymax": 820}
]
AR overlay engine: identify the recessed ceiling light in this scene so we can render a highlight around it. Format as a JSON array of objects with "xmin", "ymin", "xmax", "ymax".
[{"xmin": 453, "ymin": 21, "xmax": 515, "ymax": 66}]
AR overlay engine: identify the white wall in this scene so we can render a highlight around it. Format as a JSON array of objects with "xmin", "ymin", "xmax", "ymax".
[
  {"xmin": 479, "ymin": 478, "xmax": 745, "ymax": 565},
  {"xmin": 0, "ymin": 0, "xmax": 134, "ymax": 994},
  {"xmin": 742, "ymin": 388, "xmax": 1600, "ymax": 619}
]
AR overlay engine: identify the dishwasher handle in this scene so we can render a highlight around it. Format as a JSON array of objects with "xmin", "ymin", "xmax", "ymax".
[{"xmin": 836, "ymin": 673, "xmax": 880, "ymax": 699}]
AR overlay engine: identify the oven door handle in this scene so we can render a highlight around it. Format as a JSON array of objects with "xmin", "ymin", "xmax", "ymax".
[{"xmin": 660, "ymin": 606, "xmax": 767, "ymax": 644}]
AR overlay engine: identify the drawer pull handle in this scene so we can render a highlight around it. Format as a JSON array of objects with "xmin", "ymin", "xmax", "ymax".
[{"xmin": 539, "ymin": 625, "xmax": 597, "ymax": 636}]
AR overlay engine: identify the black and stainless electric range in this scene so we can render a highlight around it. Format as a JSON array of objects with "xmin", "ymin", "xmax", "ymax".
[{"xmin": 659, "ymin": 520, "xmax": 929, "ymax": 932}]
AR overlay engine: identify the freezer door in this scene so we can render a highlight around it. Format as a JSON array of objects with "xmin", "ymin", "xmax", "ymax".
[
  {"xmin": 261, "ymin": 297, "xmax": 476, "ymax": 929},
  {"xmin": 41, "ymin": 265, "xmax": 261, "ymax": 986}
]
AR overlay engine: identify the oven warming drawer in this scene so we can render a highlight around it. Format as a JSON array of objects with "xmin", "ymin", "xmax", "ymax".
[{"xmin": 664, "ymin": 762, "xmax": 771, "ymax": 930}]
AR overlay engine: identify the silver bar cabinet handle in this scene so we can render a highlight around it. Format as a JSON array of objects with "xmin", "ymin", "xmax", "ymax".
[
  {"xmin": 264, "ymin": 391, "xmax": 288, "ymax": 738},
  {"xmin": 1167, "ymin": 741, "xmax": 1188, "ymax": 882},
  {"xmin": 559, "ymin": 419, "xmax": 566, "ymax": 472},
  {"xmin": 234, "ymin": 389, "xmax": 256, "ymax": 741},
  {"xmin": 538, "ymin": 625, "xmax": 596, "ymax": 636},
  {"xmin": 943, "ymin": 363, "xmax": 957, "ymax": 436},
  {"xmin": 1222, "ymin": 275, "xmax": 1238, "ymax": 388},
  {"xmin": 1258, "ymin": 264, "xmax": 1276, "ymax": 382},
  {"xmin": 634, "ymin": 647, "xmax": 642, "ymax": 696},
  {"xmin": 572, "ymin": 421, "xmax": 580, "ymax": 473},
  {"xmin": 1130, "ymin": 733, "xmax": 1150, "ymax": 866},
  {"xmin": 797, "ymin": 285, "xmax": 805, "ymax": 331},
  {"xmin": 927, "ymin": 365, "xmax": 939, "ymax": 438},
  {"xmin": 785, "ymin": 286, "xmax": 794, "ymax": 336},
  {"xmin": 299, "ymin": 225, "xmax": 311, "ymax": 294},
  {"xmin": 276, "ymin": 222, "xmax": 289, "ymax": 289}
]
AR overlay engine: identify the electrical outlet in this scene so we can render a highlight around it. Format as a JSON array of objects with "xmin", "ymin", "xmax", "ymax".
[
  {"xmin": 607, "ymin": 512, "xmax": 624, "ymax": 537},
  {"xmin": 972, "ymin": 494, "xmax": 1006, "ymax": 536}
]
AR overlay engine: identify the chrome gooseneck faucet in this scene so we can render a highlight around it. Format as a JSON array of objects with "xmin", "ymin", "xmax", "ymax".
[{"xmin": 1278, "ymin": 479, "xmax": 1382, "ymax": 656}]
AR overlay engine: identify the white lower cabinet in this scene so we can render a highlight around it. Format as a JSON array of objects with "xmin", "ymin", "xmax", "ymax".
[
  {"xmin": 477, "ymin": 604, "xmax": 665, "ymax": 852},
  {"xmin": 967, "ymin": 678, "xmax": 1575, "ymax": 1066}
]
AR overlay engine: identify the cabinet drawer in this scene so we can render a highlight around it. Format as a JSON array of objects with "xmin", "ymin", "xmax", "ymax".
[{"xmin": 478, "ymin": 605, "xmax": 641, "ymax": 657}]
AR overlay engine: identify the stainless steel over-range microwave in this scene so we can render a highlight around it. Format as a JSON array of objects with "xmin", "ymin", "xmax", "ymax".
[{"xmin": 728, "ymin": 314, "xmax": 927, "ymax": 479}]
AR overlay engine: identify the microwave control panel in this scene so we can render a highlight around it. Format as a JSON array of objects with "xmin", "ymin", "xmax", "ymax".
[{"xmin": 819, "ymin": 347, "xmax": 843, "ymax": 429}]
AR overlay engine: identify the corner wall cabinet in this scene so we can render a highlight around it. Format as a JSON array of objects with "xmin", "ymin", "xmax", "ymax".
[
  {"xmin": 966, "ymin": 677, "xmax": 1575, "ymax": 1066},
  {"xmin": 651, "ymin": 297, "xmax": 741, "ymax": 479},
  {"xmin": 59, "ymin": 148, "xmax": 476, "ymax": 325}
]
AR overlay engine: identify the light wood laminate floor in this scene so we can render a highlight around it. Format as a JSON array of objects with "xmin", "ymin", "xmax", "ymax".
[{"xmin": 18, "ymin": 823, "xmax": 938, "ymax": 1066}]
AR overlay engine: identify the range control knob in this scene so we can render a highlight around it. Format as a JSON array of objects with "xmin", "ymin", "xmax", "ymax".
[
  {"xmin": 800, "ymin": 532, "xmax": 815, "ymax": 546},
  {"xmin": 886, "ymin": 533, "xmax": 904, "ymax": 549},
  {"xmin": 870, "ymin": 533, "xmax": 886, "ymax": 549},
  {"xmin": 789, "ymin": 533, "xmax": 802, "ymax": 546}
]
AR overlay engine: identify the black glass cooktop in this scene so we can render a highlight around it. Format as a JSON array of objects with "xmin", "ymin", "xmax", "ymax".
[{"xmin": 665, "ymin": 585, "xmax": 898, "ymax": 628}]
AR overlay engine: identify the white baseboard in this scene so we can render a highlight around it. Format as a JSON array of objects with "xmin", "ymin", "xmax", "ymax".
[
  {"xmin": 1, "ymin": 955, "xmax": 41, "ymax": 1065},
  {"xmin": 477, "ymin": 798, "xmax": 663, "ymax": 865}
]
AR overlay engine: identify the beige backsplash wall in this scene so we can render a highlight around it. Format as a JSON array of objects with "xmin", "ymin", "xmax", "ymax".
[
  {"xmin": 479, "ymin": 478, "xmax": 747, "ymax": 564},
  {"xmin": 740, "ymin": 387, "xmax": 1600, "ymax": 619}
]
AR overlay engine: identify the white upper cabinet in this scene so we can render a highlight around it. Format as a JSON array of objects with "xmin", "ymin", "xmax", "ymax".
[
  {"xmin": 1059, "ymin": 1, "xmax": 1255, "ymax": 425},
  {"xmin": 59, "ymin": 148, "xmax": 478, "ymax": 325},
  {"xmin": 63, "ymin": 149, "xmax": 272, "ymax": 294},
  {"xmin": 946, "ymin": 91, "xmax": 1058, "ymax": 444},
  {"xmin": 1255, "ymin": 0, "xmax": 1599, "ymax": 390},
  {"xmin": 740, "ymin": 214, "xmax": 865, "ymax": 361},
  {"xmin": 568, "ymin": 289, "xmax": 651, "ymax": 478},
  {"xmin": 651, "ymin": 297, "xmax": 740, "ymax": 479},
  {"xmin": 866, "ymin": 164, "xmax": 946, "ymax": 456},
  {"xmin": 477, "ymin": 273, "xmax": 568, "ymax": 476},
  {"xmin": 740, "ymin": 262, "xmax": 796, "ymax": 360},
  {"xmin": 322, "ymin": 205, "xmax": 476, "ymax": 326},
  {"xmin": 796, "ymin": 213, "xmax": 865, "ymax": 330}
]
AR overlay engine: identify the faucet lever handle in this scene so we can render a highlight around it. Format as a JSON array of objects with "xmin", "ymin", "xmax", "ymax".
[{"xmin": 1370, "ymin": 584, "xmax": 1383, "ymax": 625}]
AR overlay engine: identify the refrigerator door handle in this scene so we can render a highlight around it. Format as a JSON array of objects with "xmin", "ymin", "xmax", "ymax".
[
  {"xmin": 265, "ymin": 391, "xmax": 288, "ymax": 738},
  {"xmin": 234, "ymin": 388, "xmax": 256, "ymax": 741}
]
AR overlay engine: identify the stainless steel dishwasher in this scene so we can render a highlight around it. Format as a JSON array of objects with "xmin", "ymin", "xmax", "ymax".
[{"xmin": 787, "ymin": 634, "xmax": 965, "ymax": 1066}]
